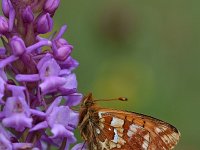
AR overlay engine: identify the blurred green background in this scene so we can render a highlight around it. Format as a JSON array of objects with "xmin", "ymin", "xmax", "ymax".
[
  {"xmin": 53, "ymin": 0, "xmax": 200, "ymax": 149},
  {"xmin": 1, "ymin": 0, "xmax": 198, "ymax": 149}
]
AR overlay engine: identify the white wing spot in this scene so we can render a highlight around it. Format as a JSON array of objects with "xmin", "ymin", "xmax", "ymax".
[
  {"xmin": 118, "ymin": 137, "xmax": 126, "ymax": 145},
  {"xmin": 161, "ymin": 126, "xmax": 168, "ymax": 131},
  {"xmin": 109, "ymin": 141, "xmax": 117, "ymax": 149},
  {"xmin": 117, "ymin": 143, "xmax": 121, "ymax": 148},
  {"xmin": 98, "ymin": 112, "xmax": 104, "ymax": 118},
  {"xmin": 144, "ymin": 133, "xmax": 150, "ymax": 141},
  {"xmin": 130, "ymin": 124, "xmax": 142, "ymax": 132},
  {"xmin": 155, "ymin": 127, "xmax": 162, "ymax": 134},
  {"xmin": 111, "ymin": 117, "xmax": 124, "ymax": 127},
  {"xmin": 112, "ymin": 128, "xmax": 119, "ymax": 143},
  {"xmin": 113, "ymin": 136, "xmax": 126, "ymax": 149},
  {"xmin": 99, "ymin": 122, "xmax": 104, "ymax": 129},
  {"xmin": 117, "ymin": 128, "xmax": 124, "ymax": 137},
  {"xmin": 172, "ymin": 132, "xmax": 180, "ymax": 140},
  {"xmin": 96, "ymin": 128, "xmax": 100, "ymax": 134},
  {"xmin": 99, "ymin": 139, "xmax": 109, "ymax": 150},
  {"xmin": 142, "ymin": 133, "xmax": 150, "ymax": 150},
  {"xmin": 162, "ymin": 147, "xmax": 167, "ymax": 150},
  {"xmin": 142, "ymin": 141, "xmax": 149, "ymax": 150},
  {"xmin": 161, "ymin": 135, "xmax": 170, "ymax": 144},
  {"xmin": 127, "ymin": 130, "xmax": 134, "ymax": 138},
  {"xmin": 127, "ymin": 124, "xmax": 142, "ymax": 138}
]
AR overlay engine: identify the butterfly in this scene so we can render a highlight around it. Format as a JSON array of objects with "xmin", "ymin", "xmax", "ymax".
[{"xmin": 78, "ymin": 93, "xmax": 180, "ymax": 150}]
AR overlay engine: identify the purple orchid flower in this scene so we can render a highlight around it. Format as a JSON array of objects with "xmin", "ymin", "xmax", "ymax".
[
  {"xmin": 16, "ymin": 54, "xmax": 78, "ymax": 95},
  {"xmin": 30, "ymin": 96, "xmax": 79, "ymax": 148},
  {"xmin": 0, "ymin": 16, "xmax": 9, "ymax": 34},
  {"xmin": 2, "ymin": 96, "xmax": 33, "ymax": 132},
  {"xmin": 0, "ymin": 0, "xmax": 82, "ymax": 149},
  {"xmin": 44, "ymin": 0, "xmax": 60, "ymax": 14},
  {"xmin": 22, "ymin": 6, "xmax": 34, "ymax": 23}
]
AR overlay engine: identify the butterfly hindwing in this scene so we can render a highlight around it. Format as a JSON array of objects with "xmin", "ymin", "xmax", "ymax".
[{"xmin": 91, "ymin": 108, "xmax": 180, "ymax": 150}]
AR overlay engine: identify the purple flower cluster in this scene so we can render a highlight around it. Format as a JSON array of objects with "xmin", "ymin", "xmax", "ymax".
[{"xmin": 0, "ymin": 0, "xmax": 82, "ymax": 149}]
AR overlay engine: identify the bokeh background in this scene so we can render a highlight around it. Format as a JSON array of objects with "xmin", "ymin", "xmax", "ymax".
[
  {"xmin": 1, "ymin": 0, "xmax": 199, "ymax": 149},
  {"xmin": 53, "ymin": 0, "xmax": 200, "ymax": 149}
]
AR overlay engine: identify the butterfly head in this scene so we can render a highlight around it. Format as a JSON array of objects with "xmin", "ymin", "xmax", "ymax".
[
  {"xmin": 78, "ymin": 93, "xmax": 95, "ymax": 128},
  {"xmin": 81, "ymin": 92, "xmax": 95, "ymax": 108}
]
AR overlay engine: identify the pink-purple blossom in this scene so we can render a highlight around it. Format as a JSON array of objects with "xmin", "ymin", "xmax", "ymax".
[
  {"xmin": 0, "ymin": 0, "xmax": 81, "ymax": 149},
  {"xmin": 0, "ymin": 16, "xmax": 9, "ymax": 34}
]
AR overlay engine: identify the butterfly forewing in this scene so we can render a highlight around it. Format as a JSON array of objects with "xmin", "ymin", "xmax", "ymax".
[
  {"xmin": 94, "ymin": 109, "xmax": 180, "ymax": 150},
  {"xmin": 78, "ymin": 93, "xmax": 180, "ymax": 150}
]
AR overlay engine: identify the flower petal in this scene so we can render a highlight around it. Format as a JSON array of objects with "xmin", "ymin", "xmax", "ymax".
[
  {"xmin": 39, "ymin": 76, "xmax": 66, "ymax": 94},
  {"xmin": 13, "ymin": 143, "xmax": 33, "ymax": 150},
  {"xmin": 58, "ymin": 73, "xmax": 77, "ymax": 94},
  {"xmin": 2, "ymin": 114, "xmax": 32, "ymax": 132},
  {"xmin": 47, "ymin": 106, "xmax": 70, "ymax": 127},
  {"xmin": 64, "ymin": 93, "xmax": 82, "ymax": 107},
  {"xmin": 71, "ymin": 143, "xmax": 87, "ymax": 150},
  {"xmin": 46, "ymin": 96, "xmax": 62, "ymax": 114},
  {"xmin": 38, "ymin": 58, "xmax": 61, "ymax": 79},
  {"xmin": 68, "ymin": 110, "xmax": 79, "ymax": 128},
  {"xmin": 50, "ymin": 124, "xmax": 74, "ymax": 138},
  {"xmin": 58, "ymin": 56, "xmax": 79, "ymax": 71},
  {"xmin": 30, "ymin": 121, "xmax": 48, "ymax": 132},
  {"xmin": 0, "ymin": 133, "xmax": 12, "ymax": 150}
]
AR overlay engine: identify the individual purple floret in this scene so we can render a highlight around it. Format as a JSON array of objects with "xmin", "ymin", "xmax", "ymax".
[
  {"xmin": 2, "ymin": 96, "xmax": 33, "ymax": 132},
  {"xmin": 71, "ymin": 142, "xmax": 87, "ymax": 150},
  {"xmin": 44, "ymin": 0, "xmax": 60, "ymax": 14},
  {"xmin": 0, "ymin": 0, "xmax": 82, "ymax": 149},
  {"xmin": 30, "ymin": 96, "xmax": 79, "ymax": 149},
  {"xmin": 37, "ymin": 13, "xmax": 53, "ymax": 34},
  {"xmin": 0, "ymin": 16, "xmax": 9, "ymax": 34},
  {"xmin": 22, "ymin": 6, "xmax": 34, "ymax": 23}
]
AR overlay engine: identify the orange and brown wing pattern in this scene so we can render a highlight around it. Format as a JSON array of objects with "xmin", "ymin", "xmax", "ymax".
[{"xmin": 92, "ymin": 108, "xmax": 180, "ymax": 150}]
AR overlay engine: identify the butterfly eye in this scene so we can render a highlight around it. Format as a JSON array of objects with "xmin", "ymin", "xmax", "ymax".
[{"xmin": 85, "ymin": 101, "xmax": 93, "ymax": 107}]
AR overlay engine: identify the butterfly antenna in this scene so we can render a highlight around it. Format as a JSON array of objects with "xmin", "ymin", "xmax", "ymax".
[{"xmin": 93, "ymin": 97, "xmax": 128, "ymax": 102}]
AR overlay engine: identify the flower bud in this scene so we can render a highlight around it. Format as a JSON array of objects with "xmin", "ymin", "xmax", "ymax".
[
  {"xmin": 53, "ymin": 38, "xmax": 73, "ymax": 60},
  {"xmin": 56, "ymin": 38, "xmax": 69, "ymax": 47},
  {"xmin": 22, "ymin": 6, "xmax": 34, "ymax": 23},
  {"xmin": 2, "ymin": 0, "xmax": 10, "ymax": 17},
  {"xmin": 54, "ymin": 45, "xmax": 73, "ymax": 61},
  {"xmin": 10, "ymin": 36, "xmax": 26, "ymax": 56},
  {"xmin": 37, "ymin": 13, "xmax": 53, "ymax": 34},
  {"xmin": 0, "ymin": 16, "xmax": 9, "ymax": 34},
  {"xmin": 44, "ymin": 0, "xmax": 60, "ymax": 14}
]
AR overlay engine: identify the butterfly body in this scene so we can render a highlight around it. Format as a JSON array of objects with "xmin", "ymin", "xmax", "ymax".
[{"xmin": 78, "ymin": 93, "xmax": 180, "ymax": 150}]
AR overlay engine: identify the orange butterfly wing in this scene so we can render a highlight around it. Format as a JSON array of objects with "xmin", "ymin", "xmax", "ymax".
[{"xmin": 91, "ymin": 108, "xmax": 180, "ymax": 150}]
